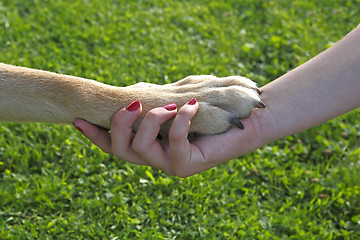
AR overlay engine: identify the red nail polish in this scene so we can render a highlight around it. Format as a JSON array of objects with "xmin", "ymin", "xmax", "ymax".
[
  {"xmin": 73, "ymin": 122, "xmax": 83, "ymax": 133},
  {"xmin": 126, "ymin": 100, "xmax": 141, "ymax": 111},
  {"xmin": 163, "ymin": 103, "xmax": 177, "ymax": 111},
  {"xmin": 188, "ymin": 98, "xmax": 197, "ymax": 105}
]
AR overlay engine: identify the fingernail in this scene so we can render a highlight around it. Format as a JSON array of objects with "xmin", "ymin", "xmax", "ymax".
[
  {"xmin": 187, "ymin": 98, "xmax": 197, "ymax": 105},
  {"xmin": 163, "ymin": 103, "xmax": 177, "ymax": 111},
  {"xmin": 73, "ymin": 122, "xmax": 83, "ymax": 133},
  {"xmin": 126, "ymin": 100, "xmax": 141, "ymax": 111}
]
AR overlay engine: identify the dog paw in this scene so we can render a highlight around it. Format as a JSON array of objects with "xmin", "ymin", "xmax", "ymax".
[
  {"xmin": 169, "ymin": 75, "xmax": 262, "ymax": 94},
  {"xmin": 133, "ymin": 75, "xmax": 265, "ymax": 140}
]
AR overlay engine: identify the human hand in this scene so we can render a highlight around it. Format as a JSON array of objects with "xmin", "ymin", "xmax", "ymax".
[{"xmin": 73, "ymin": 98, "xmax": 265, "ymax": 177}]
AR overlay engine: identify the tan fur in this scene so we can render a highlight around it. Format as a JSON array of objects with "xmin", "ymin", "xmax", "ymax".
[{"xmin": 0, "ymin": 63, "xmax": 263, "ymax": 138}]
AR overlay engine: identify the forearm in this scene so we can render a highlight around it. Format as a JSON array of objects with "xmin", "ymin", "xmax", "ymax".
[{"xmin": 257, "ymin": 26, "xmax": 360, "ymax": 145}]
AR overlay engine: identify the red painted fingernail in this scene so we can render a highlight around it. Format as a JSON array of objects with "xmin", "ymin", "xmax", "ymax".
[
  {"xmin": 72, "ymin": 122, "xmax": 83, "ymax": 133},
  {"xmin": 187, "ymin": 98, "xmax": 197, "ymax": 105},
  {"xmin": 163, "ymin": 103, "xmax": 177, "ymax": 111},
  {"xmin": 126, "ymin": 100, "xmax": 141, "ymax": 111}
]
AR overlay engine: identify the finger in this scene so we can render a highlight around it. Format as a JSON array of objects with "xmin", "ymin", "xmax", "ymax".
[
  {"xmin": 169, "ymin": 99, "xmax": 201, "ymax": 176},
  {"xmin": 110, "ymin": 100, "xmax": 148, "ymax": 165},
  {"xmin": 73, "ymin": 119, "xmax": 112, "ymax": 153},
  {"xmin": 131, "ymin": 104, "xmax": 177, "ymax": 171}
]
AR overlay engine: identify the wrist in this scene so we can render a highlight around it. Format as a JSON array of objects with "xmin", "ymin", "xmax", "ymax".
[{"xmin": 246, "ymin": 88, "xmax": 280, "ymax": 148}]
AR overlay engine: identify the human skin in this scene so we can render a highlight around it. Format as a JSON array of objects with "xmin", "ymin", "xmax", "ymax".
[{"xmin": 74, "ymin": 25, "xmax": 360, "ymax": 177}]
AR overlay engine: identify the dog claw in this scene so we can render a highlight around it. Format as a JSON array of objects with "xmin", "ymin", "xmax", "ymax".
[
  {"xmin": 230, "ymin": 118, "xmax": 244, "ymax": 129},
  {"xmin": 257, "ymin": 101, "xmax": 266, "ymax": 108}
]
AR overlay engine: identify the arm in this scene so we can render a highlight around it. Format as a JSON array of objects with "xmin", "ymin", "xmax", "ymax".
[
  {"xmin": 77, "ymin": 26, "xmax": 360, "ymax": 177},
  {"xmin": 257, "ymin": 25, "xmax": 360, "ymax": 145},
  {"xmin": 0, "ymin": 64, "xmax": 165, "ymax": 129},
  {"xmin": 0, "ymin": 63, "xmax": 128, "ymax": 128},
  {"xmin": 198, "ymin": 25, "xmax": 360, "ymax": 167}
]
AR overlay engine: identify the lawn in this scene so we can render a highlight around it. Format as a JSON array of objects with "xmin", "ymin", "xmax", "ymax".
[{"xmin": 0, "ymin": 0, "xmax": 359, "ymax": 239}]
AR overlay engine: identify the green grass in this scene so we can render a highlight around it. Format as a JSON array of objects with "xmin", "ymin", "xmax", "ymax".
[{"xmin": 1, "ymin": 0, "xmax": 359, "ymax": 239}]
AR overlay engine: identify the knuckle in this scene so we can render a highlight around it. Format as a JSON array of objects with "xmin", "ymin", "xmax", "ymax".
[
  {"xmin": 111, "ymin": 109, "xmax": 127, "ymax": 127},
  {"xmin": 178, "ymin": 104, "xmax": 197, "ymax": 117},
  {"xmin": 131, "ymin": 140, "xmax": 148, "ymax": 153},
  {"xmin": 177, "ymin": 108, "xmax": 192, "ymax": 118},
  {"xmin": 169, "ymin": 129, "xmax": 184, "ymax": 143},
  {"xmin": 144, "ymin": 109, "xmax": 161, "ymax": 121}
]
